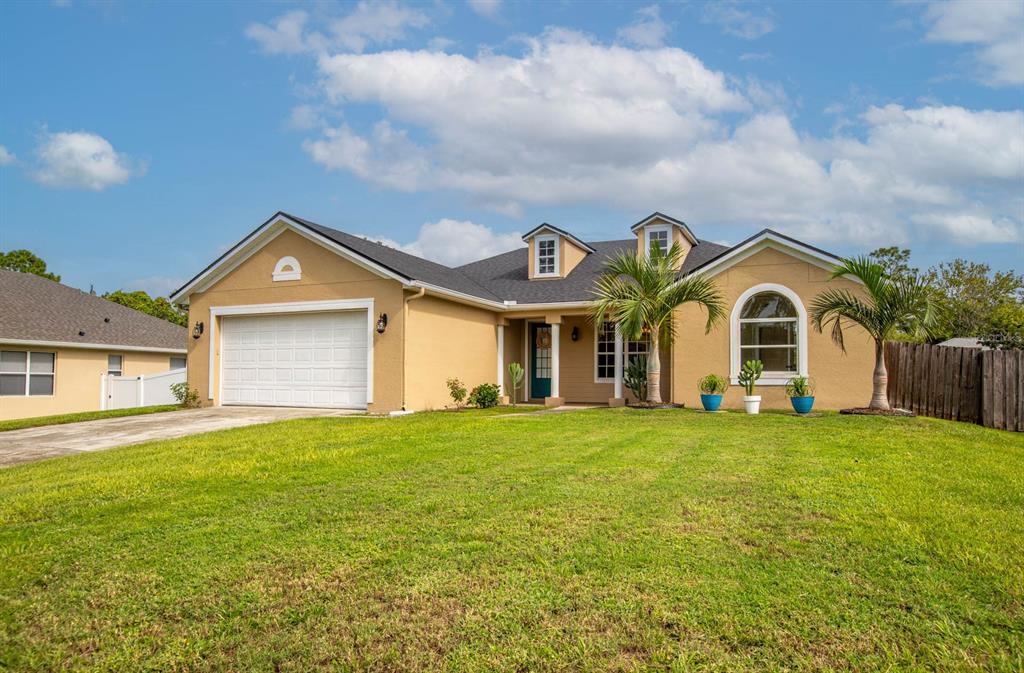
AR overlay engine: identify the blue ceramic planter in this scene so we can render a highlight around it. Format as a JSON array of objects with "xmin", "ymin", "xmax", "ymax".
[
  {"xmin": 700, "ymin": 394, "xmax": 723, "ymax": 412},
  {"xmin": 790, "ymin": 396, "xmax": 815, "ymax": 414}
]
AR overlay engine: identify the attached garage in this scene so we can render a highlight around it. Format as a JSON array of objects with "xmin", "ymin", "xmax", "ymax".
[{"xmin": 220, "ymin": 309, "xmax": 370, "ymax": 409}]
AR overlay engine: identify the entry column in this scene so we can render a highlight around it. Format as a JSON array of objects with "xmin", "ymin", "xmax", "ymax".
[{"xmin": 545, "ymin": 314, "xmax": 565, "ymax": 408}]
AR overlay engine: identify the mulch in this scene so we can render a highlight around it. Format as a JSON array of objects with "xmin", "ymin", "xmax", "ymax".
[{"xmin": 839, "ymin": 407, "xmax": 916, "ymax": 417}]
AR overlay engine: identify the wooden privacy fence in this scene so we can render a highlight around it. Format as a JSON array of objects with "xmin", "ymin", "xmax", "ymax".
[{"xmin": 884, "ymin": 341, "xmax": 1023, "ymax": 431}]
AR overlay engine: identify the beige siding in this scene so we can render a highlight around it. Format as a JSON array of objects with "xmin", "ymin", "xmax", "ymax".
[
  {"xmin": 184, "ymin": 228, "xmax": 406, "ymax": 413},
  {"xmin": 404, "ymin": 295, "xmax": 498, "ymax": 410},
  {"xmin": 0, "ymin": 348, "xmax": 176, "ymax": 421},
  {"xmin": 635, "ymin": 219, "xmax": 692, "ymax": 269},
  {"xmin": 672, "ymin": 247, "xmax": 874, "ymax": 410}
]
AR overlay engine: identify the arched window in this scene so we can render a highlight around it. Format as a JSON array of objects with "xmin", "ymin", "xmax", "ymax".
[{"xmin": 730, "ymin": 283, "xmax": 808, "ymax": 384}]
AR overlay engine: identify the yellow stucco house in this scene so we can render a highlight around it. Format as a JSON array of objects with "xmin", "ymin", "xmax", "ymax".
[
  {"xmin": 1, "ymin": 270, "xmax": 188, "ymax": 421},
  {"xmin": 169, "ymin": 212, "xmax": 873, "ymax": 414}
]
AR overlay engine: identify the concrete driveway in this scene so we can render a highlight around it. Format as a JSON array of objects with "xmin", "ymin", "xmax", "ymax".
[{"xmin": 0, "ymin": 406, "xmax": 359, "ymax": 468}]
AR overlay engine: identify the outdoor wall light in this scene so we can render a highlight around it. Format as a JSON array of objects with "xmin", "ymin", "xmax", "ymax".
[
  {"xmin": 376, "ymin": 313, "xmax": 388, "ymax": 334},
  {"xmin": 192, "ymin": 321, "xmax": 204, "ymax": 340},
  {"xmin": 571, "ymin": 326, "xmax": 579, "ymax": 341}
]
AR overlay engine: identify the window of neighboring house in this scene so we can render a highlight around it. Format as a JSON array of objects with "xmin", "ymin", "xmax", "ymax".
[
  {"xmin": 738, "ymin": 292, "xmax": 799, "ymax": 375},
  {"xmin": 0, "ymin": 351, "xmax": 55, "ymax": 396},
  {"xmin": 170, "ymin": 356, "xmax": 187, "ymax": 370},
  {"xmin": 535, "ymin": 235, "xmax": 558, "ymax": 276},
  {"xmin": 595, "ymin": 322, "xmax": 650, "ymax": 381},
  {"xmin": 646, "ymin": 226, "xmax": 670, "ymax": 257},
  {"xmin": 107, "ymin": 354, "xmax": 123, "ymax": 377}
]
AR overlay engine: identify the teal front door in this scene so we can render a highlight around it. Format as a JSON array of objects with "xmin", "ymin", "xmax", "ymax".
[{"xmin": 530, "ymin": 323, "xmax": 552, "ymax": 398}]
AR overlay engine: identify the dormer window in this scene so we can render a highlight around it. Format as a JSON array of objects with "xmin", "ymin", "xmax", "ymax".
[
  {"xmin": 646, "ymin": 225, "xmax": 670, "ymax": 257},
  {"xmin": 535, "ymin": 235, "xmax": 558, "ymax": 277}
]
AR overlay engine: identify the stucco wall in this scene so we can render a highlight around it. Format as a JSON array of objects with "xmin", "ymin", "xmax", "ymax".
[
  {"xmin": 671, "ymin": 247, "xmax": 874, "ymax": 410},
  {"xmin": 184, "ymin": 228, "xmax": 406, "ymax": 413},
  {"xmin": 0, "ymin": 348, "xmax": 177, "ymax": 421},
  {"xmin": 404, "ymin": 295, "xmax": 498, "ymax": 410}
]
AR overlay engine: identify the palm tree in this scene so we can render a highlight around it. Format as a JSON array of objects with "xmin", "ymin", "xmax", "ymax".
[
  {"xmin": 591, "ymin": 243, "xmax": 725, "ymax": 405},
  {"xmin": 810, "ymin": 256, "xmax": 938, "ymax": 410}
]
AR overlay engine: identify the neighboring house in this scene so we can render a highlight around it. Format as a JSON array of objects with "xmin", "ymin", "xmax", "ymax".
[
  {"xmin": 939, "ymin": 337, "xmax": 985, "ymax": 349},
  {"xmin": 170, "ymin": 211, "xmax": 874, "ymax": 413},
  {"xmin": 0, "ymin": 270, "xmax": 188, "ymax": 420}
]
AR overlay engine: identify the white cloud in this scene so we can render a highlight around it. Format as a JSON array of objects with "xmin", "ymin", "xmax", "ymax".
[
  {"xmin": 246, "ymin": 1, "xmax": 429, "ymax": 55},
  {"xmin": 273, "ymin": 27, "xmax": 1021, "ymax": 249},
  {"xmin": 0, "ymin": 145, "xmax": 14, "ymax": 166},
  {"xmin": 922, "ymin": 0, "xmax": 1024, "ymax": 86},
  {"xmin": 467, "ymin": 0, "xmax": 501, "ymax": 19},
  {"xmin": 32, "ymin": 131, "xmax": 142, "ymax": 191},
  {"xmin": 702, "ymin": 2, "xmax": 775, "ymax": 40},
  {"xmin": 617, "ymin": 5, "xmax": 670, "ymax": 48},
  {"xmin": 286, "ymin": 104, "xmax": 323, "ymax": 130},
  {"xmin": 366, "ymin": 218, "xmax": 523, "ymax": 265}
]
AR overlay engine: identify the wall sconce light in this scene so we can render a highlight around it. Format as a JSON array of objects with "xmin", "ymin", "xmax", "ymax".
[
  {"xmin": 571, "ymin": 326, "xmax": 579, "ymax": 341},
  {"xmin": 192, "ymin": 321, "xmax": 204, "ymax": 340},
  {"xmin": 376, "ymin": 313, "xmax": 388, "ymax": 334}
]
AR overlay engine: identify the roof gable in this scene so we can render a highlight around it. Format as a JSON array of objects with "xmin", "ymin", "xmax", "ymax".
[
  {"xmin": 629, "ymin": 212, "xmax": 698, "ymax": 246},
  {"xmin": 521, "ymin": 223, "xmax": 596, "ymax": 254},
  {"xmin": 684, "ymin": 229, "xmax": 844, "ymax": 278}
]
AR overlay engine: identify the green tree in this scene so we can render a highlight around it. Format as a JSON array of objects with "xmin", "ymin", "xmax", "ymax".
[
  {"xmin": 811, "ymin": 257, "xmax": 939, "ymax": 410},
  {"xmin": 868, "ymin": 246, "xmax": 916, "ymax": 281},
  {"xmin": 102, "ymin": 290, "xmax": 188, "ymax": 327},
  {"xmin": 0, "ymin": 249, "xmax": 60, "ymax": 282},
  {"xmin": 925, "ymin": 259, "xmax": 1024, "ymax": 343},
  {"xmin": 591, "ymin": 243, "xmax": 725, "ymax": 405}
]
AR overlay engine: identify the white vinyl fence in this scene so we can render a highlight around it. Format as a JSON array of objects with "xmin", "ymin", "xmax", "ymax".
[{"xmin": 101, "ymin": 368, "xmax": 186, "ymax": 410}]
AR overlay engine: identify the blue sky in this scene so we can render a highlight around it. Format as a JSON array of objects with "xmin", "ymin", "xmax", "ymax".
[{"xmin": 1, "ymin": 0, "xmax": 1021, "ymax": 297}]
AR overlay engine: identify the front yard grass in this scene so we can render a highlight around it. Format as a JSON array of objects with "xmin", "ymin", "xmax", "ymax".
[
  {"xmin": 0, "ymin": 409, "xmax": 1021, "ymax": 671},
  {"xmin": 0, "ymin": 404, "xmax": 180, "ymax": 433}
]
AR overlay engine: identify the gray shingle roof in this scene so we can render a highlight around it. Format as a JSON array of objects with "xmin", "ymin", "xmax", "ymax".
[{"xmin": 0, "ymin": 270, "xmax": 187, "ymax": 351}]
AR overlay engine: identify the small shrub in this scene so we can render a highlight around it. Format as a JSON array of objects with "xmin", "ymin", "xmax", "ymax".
[
  {"xmin": 698, "ymin": 374, "xmax": 728, "ymax": 395},
  {"xmin": 785, "ymin": 376, "xmax": 815, "ymax": 397},
  {"xmin": 446, "ymin": 378, "xmax": 468, "ymax": 409},
  {"xmin": 624, "ymin": 355, "xmax": 648, "ymax": 402},
  {"xmin": 468, "ymin": 383, "xmax": 501, "ymax": 409},
  {"xmin": 507, "ymin": 362, "xmax": 524, "ymax": 406},
  {"xmin": 737, "ymin": 360, "xmax": 763, "ymax": 396},
  {"xmin": 170, "ymin": 382, "xmax": 200, "ymax": 408}
]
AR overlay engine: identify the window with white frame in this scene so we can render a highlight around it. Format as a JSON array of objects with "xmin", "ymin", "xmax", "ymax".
[
  {"xmin": 535, "ymin": 235, "xmax": 558, "ymax": 276},
  {"xmin": 0, "ymin": 351, "xmax": 55, "ymax": 396},
  {"xmin": 170, "ymin": 356, "xmax": 187, "ymax": 370},
  {"xmin": 595, "ymin": 322, "xmax": 650, "ymax": 381},
  {"xmin": 738, "ymin": 292, "xmax": 799, "ymax": 374},
  {"xmin": 107, "ymin": 354, "xmax": 123, "ymax": 376},
  {"xmin": 646, "ymin": 226, "xmax": 670, "ymax": 257}
]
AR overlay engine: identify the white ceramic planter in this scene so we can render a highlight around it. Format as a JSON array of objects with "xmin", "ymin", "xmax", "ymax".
[{"xmin": 743, "ymin": 395, "xmax": 762, "ymax": 414}]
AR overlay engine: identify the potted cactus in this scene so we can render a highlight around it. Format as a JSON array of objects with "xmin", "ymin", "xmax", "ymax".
[
  {"xmin": 738, "ymin": 359, "xmax": 763, "ymax": 414},
  {"xmin": 697, "ymin": 374, "xmax": 728, "ymax": 411},
  {"xmin": 785, "ymin": 376, "xmax": 815, "ymax": 414}
]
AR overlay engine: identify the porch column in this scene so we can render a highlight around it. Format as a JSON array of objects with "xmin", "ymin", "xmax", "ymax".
[
  {"xmin": 550, "ymin": 322, "xmax": 560, "ymax": 399},
  {"xmin": 610, "ymin": 323, "xmax": 625, "ymax": 407},
  {"xmin": 496, "ymin": 323, "xmax": 505, "ymax": 397}
]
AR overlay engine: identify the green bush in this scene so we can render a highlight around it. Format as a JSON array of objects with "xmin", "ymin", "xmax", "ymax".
[
  {"xmin": 785, "ymin": 376, "xmax": 815, "ymax": 397},
  {"xmin": 624, "ymin": 355, "xmax": 648, "ymax": 402},
  {"xmin": 469, "ymin": 383, "xmax": 501, "ymax": 408},
  {"xmin": 698, "ymin": 374, "xmax": 728, "ymax": 395},
  {"xmin": 446, "ymin": 378, "xmax": 468, "ymax": 409},
  {"xmin": 170, "ymin": 382, "xmax": 200, "ymax": 408}
]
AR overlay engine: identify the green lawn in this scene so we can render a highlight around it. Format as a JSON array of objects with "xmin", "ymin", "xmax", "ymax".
[
  {"xmin": 1, "ymin": 409, "xmax": 1021, "ymax": 672},
  {"xmin": 0, "ymin": 405, "xmax": 180, "ymax": 432}
]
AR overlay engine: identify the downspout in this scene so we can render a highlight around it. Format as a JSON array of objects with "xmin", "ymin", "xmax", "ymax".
[{"xmin": 401, "ymin": 286, "xmax": 427, "ymax": 410}]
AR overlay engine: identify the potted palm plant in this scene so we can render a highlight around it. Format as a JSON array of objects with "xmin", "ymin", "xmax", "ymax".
[
  {"xmin": 738, "ymin": 359, "xmax": 763, "ymax": 414},
  {"xmin": 698, "ymin": 374, "xmax": 727, "ymax": 411},
  {"xmin": 785, "ymin": 376, "xmax": 815, "ymax": 414}
]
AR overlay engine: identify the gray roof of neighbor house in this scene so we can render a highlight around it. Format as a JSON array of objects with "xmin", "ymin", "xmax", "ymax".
[
  {"xmin": 0, "ymin": 269, "xmax": 187, "ymax": 351},
  {"xmin": 284, "ymin": 213, "xmax": 730, "ymax": 305}
]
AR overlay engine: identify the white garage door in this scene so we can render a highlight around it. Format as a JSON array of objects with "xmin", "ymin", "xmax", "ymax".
[{"xmin": 220, "ymin": 311, "xmax": 368, "ymax": 409}]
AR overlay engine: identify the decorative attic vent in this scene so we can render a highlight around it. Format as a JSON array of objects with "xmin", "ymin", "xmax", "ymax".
[{"xmin": 272, "ymin": 256, "xmax": 302, "ymax": 282}]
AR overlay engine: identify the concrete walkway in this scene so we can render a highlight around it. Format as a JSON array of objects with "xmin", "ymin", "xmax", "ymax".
[{"xmin": 0, "ymin": 406, "xmax": 357, "ymax": 468}]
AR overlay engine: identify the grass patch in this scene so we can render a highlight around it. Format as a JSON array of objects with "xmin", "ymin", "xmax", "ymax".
[
  {"xmin": 0, "ymin": 409, "xmax": 1021, "ymax": 671},
  {"xmin": 0, "ymin": 405, "xmax": 181, "ymax": 432}
]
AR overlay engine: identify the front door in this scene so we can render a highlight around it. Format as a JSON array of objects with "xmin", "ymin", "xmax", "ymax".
[{"xmin": 530, "ymin": 323, "xmax": 552, "ymax": 398}]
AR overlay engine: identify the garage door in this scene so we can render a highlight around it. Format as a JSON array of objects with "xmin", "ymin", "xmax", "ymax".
[{"xmin": 220, "ymin": 311, "xmax": 368, "ymax": 409}]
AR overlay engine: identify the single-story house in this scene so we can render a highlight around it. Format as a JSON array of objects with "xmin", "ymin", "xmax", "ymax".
[
  {"xmin": 169, "ymin": 211, "xmax": 873, "ymax": 413},
  {"xmin": 0, "ymin": 270, "xmax": 188, "ymax": 421}
]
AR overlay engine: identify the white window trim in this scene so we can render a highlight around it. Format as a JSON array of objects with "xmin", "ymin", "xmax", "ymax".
[
  {"xmin": 107, "ymin": 354, "xmax": 124, "ymax": 377},
  {"xmin": 729, "ymin": 283, "xmax": 808, "ymax": 386},
  {"xmin": 645, "ymin": 225, "xmax": 671, "ymax": 258},
  {"xmin": 594, "ymin": 322, "xmax": 615, "ymax": 383},
  {"xmin": 593, "ymin": 322, "xmax": 650, "ymax": 383},
  {"xmin": 534, "ymin": 234, "xmax": 560, "ymax": 277},
  {"xmin": 208, "ymin": 298, "xmax": 375, "ymax": 405},
  {"xmin": 272, "ymin": 255, "xmax": 302, "ymax": 282},
  {"xmin": 0, "ymin": 350, "xmax": 56, "ymax": 397}
]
